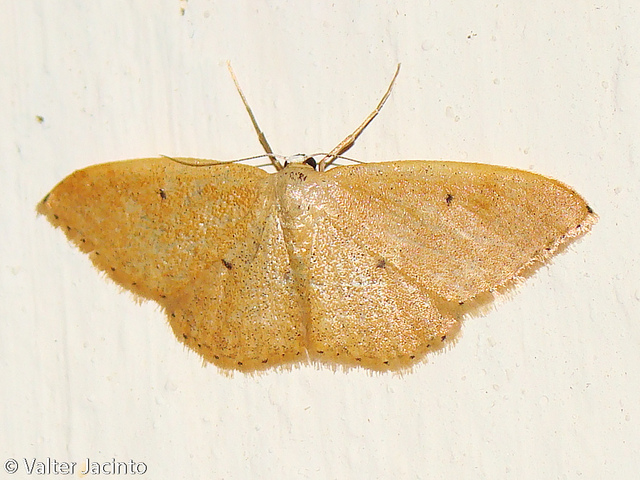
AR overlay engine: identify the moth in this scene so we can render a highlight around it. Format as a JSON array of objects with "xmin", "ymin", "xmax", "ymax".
[{"xmin": 38, "ymin": 65, "xmax": 597, "ymax": 372}]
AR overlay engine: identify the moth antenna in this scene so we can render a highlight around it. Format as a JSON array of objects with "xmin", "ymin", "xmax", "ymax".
[
  {"xmin": 337, "ymin": 155, "xmax": 365, "ymax": 165},
  {"xmin": 307, "ymin": 153, "xmax": 365, "ymax": 167},
  {"xmin": 319, "ymin": 64, "xmax": 401, "ymax": 172},
  {"xmin": 160, "ymin": 154, "xmax": 280, "ymax": 167},
  {"xmin": 227, "ymin": 62, "xmax": 282, "ymax": 171}
]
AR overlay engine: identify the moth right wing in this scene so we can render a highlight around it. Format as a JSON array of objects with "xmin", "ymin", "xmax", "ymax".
[
  {"xmin": 302, "ymin": 202, "xmax": 460, "ymax": 370},
  {"xmin": 319, "ymin": 160, "xmax": 596, "ymax": 309}
]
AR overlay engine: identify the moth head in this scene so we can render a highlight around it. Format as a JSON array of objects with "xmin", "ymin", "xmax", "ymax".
[{"xmin": 282, "ymin": 154, "xmax": 318, "ymax": 170}]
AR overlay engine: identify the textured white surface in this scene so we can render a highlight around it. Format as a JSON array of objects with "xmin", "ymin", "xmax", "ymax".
[{"xmin": 2, "ymin": 1, "xmax": 639, "ymax": 478}]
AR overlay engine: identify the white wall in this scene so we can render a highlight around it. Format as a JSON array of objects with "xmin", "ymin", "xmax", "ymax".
[{"xmin": 2, "ymin": 1, "xmax": 638, "ymax": 478}]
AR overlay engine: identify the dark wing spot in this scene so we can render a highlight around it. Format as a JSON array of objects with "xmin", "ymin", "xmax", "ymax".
[
  {"xmin": 222, "ymin": 259, "xmax": 233, "ymax": 270},
  {"xmin": 376, "ymin": 258, "xmax": 387, "ymax": 268},
  {"xmin": 158, "ymin": 188, "xmax": 167, "ymax": 200},
  {"xmin": 586, "ymin": 205, "xmax": 594, "ymax": 214},
  {"xmin": 441, "ymin": 335, "xmax": 447, "ymax": 341},
  {"xmin": 446, "ymin": 193, "xmax": 454, "ymax": 205}
]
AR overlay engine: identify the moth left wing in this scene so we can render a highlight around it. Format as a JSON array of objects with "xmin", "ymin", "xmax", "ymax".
[
  {"xmin": 38, "ymin": 158, "xmax": 270, "ymax": 301},
  {"xmin": 38, "ymin": 158, "xmax": 306, "ymax": 371}
]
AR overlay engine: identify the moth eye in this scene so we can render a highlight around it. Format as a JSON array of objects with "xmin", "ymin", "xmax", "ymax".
[{"xmin": 304, "ymin": 157, "xmax": 317, "ymax": 170}]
